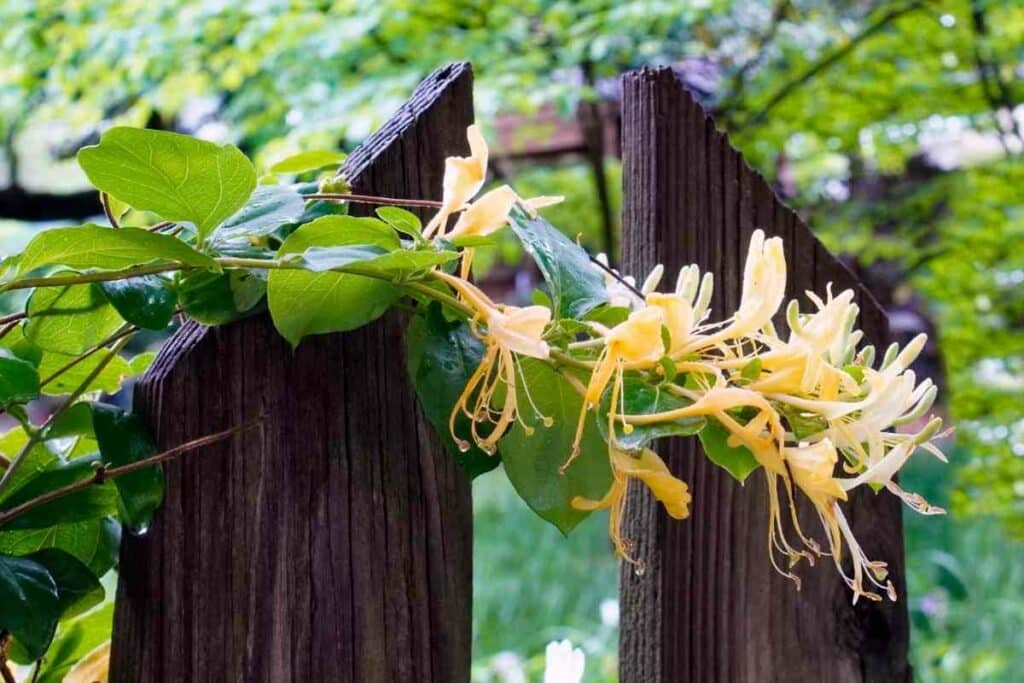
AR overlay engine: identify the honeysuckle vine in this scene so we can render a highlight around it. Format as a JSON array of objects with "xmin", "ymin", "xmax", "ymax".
[{"xmin": 0, "ymin": 124, "xmax": 947, "ymax": 676}]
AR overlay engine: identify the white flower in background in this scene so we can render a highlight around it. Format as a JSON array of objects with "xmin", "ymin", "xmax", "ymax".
[
  {"xmin": 593, "ymin": 253, "xmax": 643, "ymax": 308},
  {"xmin": 600, "ymin": 598, "xmax": 620, "ymax": 628},
  {"xmin": 543, "ymin": 639, "xmax": 585, "ymax": 683},
  {"xmin": 490, "ymin": 651, "xmax": 527, "ymax": 683}
]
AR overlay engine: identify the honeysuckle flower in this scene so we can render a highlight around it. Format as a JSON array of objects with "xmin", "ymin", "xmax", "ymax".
[
  {"xmin": 435, "ymin": 271, "xmax": 551, "ymax": 453},
  {"xmin": 424, "ymin": 124, "xmax": 488, "ymax": 237},
  {"xmin": 573, "ymin": 447, "xmax": 690, "ymax": 564},
  {"xmin": 543, "ymin": 639, "xmax": 585, "ymax": 683},
  {"xmin": 565, "ymin": 307, "xmax": 666, "ymax": 472},
  {"xmin": 682, "ymin": 229, "xmax": 786, "ymax": 353},
  {"xmin": 593, "ymin": 253, "xmax": 643, "ymax": 308},
  {"xmin": 447, "ymin": 186, "xmax": 563, "ymax": 240}
]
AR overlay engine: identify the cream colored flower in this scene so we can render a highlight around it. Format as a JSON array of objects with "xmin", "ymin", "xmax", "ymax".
[
  {"xmin": 435, "ymin": 271, "xmax": 551, "ymax": 454},
  {"xmin": 573, "ymin": 447, "xmax": 690, "ymax": 564},
  {"xmin": 65, "ymin": 640, "xmax": 110, "ymax": 683},
  {"xmin": 424, "ymin": 124, "xmax": 489, "ymax": 237}
]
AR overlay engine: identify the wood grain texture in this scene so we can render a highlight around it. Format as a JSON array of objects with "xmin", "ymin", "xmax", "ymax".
[
  {"xmin": 619, "ymin": 67, "xmax": 910, "ymax": 683},
  {"xmin": 110, "ymin": 63, "xmax": 475, "ymax": 683}
]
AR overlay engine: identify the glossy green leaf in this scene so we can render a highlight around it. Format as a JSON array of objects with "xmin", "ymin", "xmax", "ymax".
[
  {"xmin": 91, "ymin": 403, "xmax": 162, "ymax": 533},
  {"xmin": 507, "ymin": 204, "xmax": 607, "ymax": 318},
  {"xmin": 29, "ymin": 548, "xmax": 104, "ymax": 620},
  {"xmin": 405, "ymin": 307, "xmax": 500, "ymax": 478},
  {"xmin": 212, "ymin": 184, "xmax": 306, "ymax": 243},
  {"xmin": 598, "ymin": 377, "xmax": 706, "ymax": 451},
  {"xmin": 0, "ymin": 429, "xmax": 56, "ymax": 499},
  {"xmin": 176, "ymin": 269, "xmax": 264, "ymax": 325},
  {"xmin": 0, "ymin": 324, "xmax": 42, "ymax": 367},
  {"xmin": 696, "ymin": 418, "xmax": 760, "ymax": 483},
  {"xmin": 25, "ymin": 282, "xmax": 124, "ymax": 354},
  {"xmin": 501, "ymin": 359, "xmax": 613, "ymax": 534},
  {"xmin": 0, "ymin": 348, "xmax": 40, "ymax": 406},
  {"xmin": 375, "ymin": 206, "xmax": 422, "ymax": 238},
  {"xmin": 0, "ymin": 455, "xmax": 120, "ymax": 531},
  {"xmin": 77, "ymin": 127, "xmax": 256, "ymax": 242},
  {"xmin": 299, "ymin": 245, "xmax": 459, "ymax": 276},
  {"xmin": 99, "ymin": 275, "xmax": 177, "ymax": 330},
  {"xmin": 35, "ymin": 602, "xmax": 114, "ymax": 683},
  {"xmin": 0, "ymin": 553, "xmax": 59, "ymax": 660},
  {"xmin": 269, "ymin": 215, "xmax": 400, "ymax": 347},
  {"xmin": 37, "ymin": 350, "xmax": 133, "ymax": 395},
  {"xmin": 17, "ymin": 225, "xmax": 216, "ymax": 275},
  {"xmin": 0, "ymin": 518, "xmax": 121, "ymax": 577},
  {"xmin": 269, "ymin": 150, "xmax": 346, "ymax": 174}
]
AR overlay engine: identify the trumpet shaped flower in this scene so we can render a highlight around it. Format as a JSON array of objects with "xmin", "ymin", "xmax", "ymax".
[
  {"xmin": 573, "ymin": 447, "xmax": 690, "ymax": 564},
  {"xmin": 424, "ymin": 124, "xmax": 489, "ymax": 237},
  {"xmin": 435, "ymin": 271, "xmax": 551, "ymax": 454}
]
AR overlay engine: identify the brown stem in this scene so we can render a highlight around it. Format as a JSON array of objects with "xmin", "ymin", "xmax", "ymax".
[
  {"xmin": 303, "ymin": 192, "xmax": 443, "ymax": 209},
  {"xmin": 0, "ymin": 420, "xmax": 261, "ymax": 528},
  {"xmin": 147, "ymin": 221, "xmax": 175, "ymax": 233},
  {"xmin": 100, "ymin": 192, "xmax": 120, "ymax": 229},
  {"xmin": 0, "ymin": 311, "xmax": 26, "ymax": 325},
  {"xmin": 589, "ymin": 254, "xmax": 644, "ymax": 299}
]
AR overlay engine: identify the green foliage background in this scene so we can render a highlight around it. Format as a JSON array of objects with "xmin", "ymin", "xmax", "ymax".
[{"xmin": 3, "ymin": 0, "xmax": 1024, "ymax": 680}]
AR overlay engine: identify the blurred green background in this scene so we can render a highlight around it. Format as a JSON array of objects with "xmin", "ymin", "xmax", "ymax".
[{"xmin": 3, "ymin": 1, "xmax": 1023, "ymax": 680}]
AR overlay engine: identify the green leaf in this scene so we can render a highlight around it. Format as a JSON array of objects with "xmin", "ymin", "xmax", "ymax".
[
  {"xmin": 129, "ymin": 351, "xmax": 157, "ymax": 376},
  {"xmin": 99, "ymin": 275, "xmax": 177, "ymax": 330},
  {"xmin": 0, "ymin": 348, "xmax": 40, "ymax": 406},
  {"xmin": 176, "ymin": 269, "xmax": 263, "ymax": 325},
  {"xmin": 740, "ymin": 357, "xmax": 762, "ymax": 382},
  {"xmin": 269, "ymin": 150, "xmax": 346, "ymax": 174},
  {"xmin": 501, "ymin": 359, "xmax": 613, "ymax": 534},
  {"xmin": 507, "ymin": 204, "xmax": 607, "ymax": 318},
  {"xmin": 0, "ymin": 455, "xmax": 120, "ymax": 531},
  {"xmin": 77, "ymin": 127, "xmax": 257, "ymax": 243},
  {"xmin": 35, "ymin": 602, "xmax": 114, "ymax": 683},
  {"xmin": 0, "ymin": 553, "xmax": 59, "ymax": 660},
  {"xmin": 599, "ymin": 377, "xmax": 706, "ymax": 451},
  {"xmin": 269, "ymin": 215, "xmax": 401, "ymax": 347},
  {"xmin": 212, "ymin": 184, "xmax": 306, "ymax": 243},
  {"xmin": 0, "ymin": 430, "xmax": 56, "ymax": 499},
  {"xmin": 448, "ymin": 234, "xmax": 498, "ymax": 248},
  {"xmin": 29, "ymin": 549, "xmax": 104, "ymax": 620},
  {"xmin": 375, "ymin": 206, "xmax": 422, "ymax": 238},
  {"xmin": 25, "ymin": 282, "xmax": 124, "ymax": 354},
  {"xmin": 91, "ymin": 404, "xmax": 162, "ymax": 533},
  {"xmin": 0, "ymin": 518, "xmax": 121, "ymax": 577},
  {"xmin": 17, "ymin": 225, "xmax": 216, "ymax": 275},
  {"xmin": 697, "ymin": 418, "xmax": 760, "ymax": 483},
  {"xmin": 0, "ymin": 324, "xmax": 42, "ymax": 367},
  {"xmin": 37, "ymin": 351, "xmax": 133, "ymax": 396},
  {"xmin": 405, "ymin": 308, "xmax": 500, "ymax": 479},
  {"xmin": 299, "ymin": 245, "xmax": 459, "ymax": 276}
]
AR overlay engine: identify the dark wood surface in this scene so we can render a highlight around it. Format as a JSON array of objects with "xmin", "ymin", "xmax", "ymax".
[
  {"xmin": 618, "ymin": 67, "xmax": 909, "ymax": 683},
  {"xmin": 110, "ymin": 63, "xmax": 475, "ymax": 683}
]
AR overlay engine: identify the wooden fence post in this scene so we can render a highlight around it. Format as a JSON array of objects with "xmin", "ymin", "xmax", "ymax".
[
  {"xmin": 619, "ymin": 67, "xmax": 910, "ymax": 682},
  {"xmin": 110, "ymin": 63, "xmax": 475, "ymax": 683}
]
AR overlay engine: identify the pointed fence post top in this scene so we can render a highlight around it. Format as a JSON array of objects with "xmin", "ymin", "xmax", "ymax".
[{"xmin": 619, "ymin": 65, "xmax": 908, "ymax": 683}]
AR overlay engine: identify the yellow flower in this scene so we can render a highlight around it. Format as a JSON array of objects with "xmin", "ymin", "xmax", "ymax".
[
  {"xmin": 447, "ymin": 185, "xmax": 563, "ymax": 240},
  {"xmin": 424, "ymin": 124, "xmax": 489, "ymax": 237},
  {"xmin": 683, "ymin": 229, "xmax": 785, "ymax": 353},
  {"xmin": 573, "ymin": 447, "xmax": 690, "ymax": 564},
  {"xmin": 435, "ymin": 271, "xmax": 551, "ymax": 454}
]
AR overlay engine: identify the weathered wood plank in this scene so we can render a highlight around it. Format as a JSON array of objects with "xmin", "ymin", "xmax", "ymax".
[
  {"xmin": 110, "ymin": 63, "xmax": 475, "ymax": 683},
  {"xmin": 619, "ymin": 66, "xmax": 909, "ymax": 683}
]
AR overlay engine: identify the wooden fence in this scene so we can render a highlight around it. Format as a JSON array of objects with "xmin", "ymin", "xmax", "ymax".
[
  {"xmin": 111, "ymin": 63, "xmax": 475, "ymax": 682},
  {"xmin": 109, "ymin": 63, "xmax": 909, "ymax": 682},
  {"xmin": 618, "ymin": 67, "xmax": 909, "ymax": 683}
]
